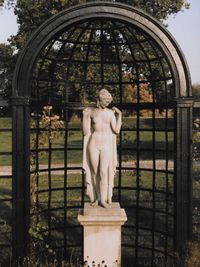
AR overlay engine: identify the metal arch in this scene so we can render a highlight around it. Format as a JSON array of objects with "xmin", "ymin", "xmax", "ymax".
[
  {"xmin": 12, "ymin": 1, "xmax": 191, "ymax": 98},
  {"xmin": 11, "ymin": 2, "xmax": 193, "ymax": 265}
]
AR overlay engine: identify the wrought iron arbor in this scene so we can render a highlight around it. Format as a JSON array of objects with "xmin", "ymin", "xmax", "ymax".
[{"xmin": 0, "ymin": 2, "xmax": 195, "ymax": 266}]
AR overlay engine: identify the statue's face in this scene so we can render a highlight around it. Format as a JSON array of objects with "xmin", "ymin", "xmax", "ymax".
[
  {"xmin": 99, "ymin": 96, "xmax": 111, "ymax": 108},
  {"xmin": 98, "ymin": 89, "xmax": 112, "ymax": 108}
]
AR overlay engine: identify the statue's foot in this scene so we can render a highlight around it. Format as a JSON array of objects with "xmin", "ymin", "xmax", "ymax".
[
  {"xmin": 100, "ymin": 201, "xmax": 110, "ymax": 208},
  {"xmin": 108, "ymin": 199, "xmax": 112, "ymax": 205},
  {"xmin": 90, "ymin": 200, "xmax": 98, "ymax": 207}
]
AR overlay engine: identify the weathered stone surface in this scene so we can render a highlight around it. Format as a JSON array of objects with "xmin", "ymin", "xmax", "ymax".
[{"xmin": 78, "ymin": 203, "xmax": 127, "ymax": 267}]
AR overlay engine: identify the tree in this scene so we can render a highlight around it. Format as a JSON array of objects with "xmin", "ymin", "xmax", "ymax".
[
  {"xmin": 0, "ymin": 0, "xmax": 190, "ymax": 49},
  {"xmin": 192, "ymin": 83, "xmax": 200, "ymax": 97},
  {"xmin": 0, "ymin": 43, "xmax": 15, "ymax": 98},
  {"xmin": 0, "ymin": 0, "xmax": 190, "ymax": 102}
]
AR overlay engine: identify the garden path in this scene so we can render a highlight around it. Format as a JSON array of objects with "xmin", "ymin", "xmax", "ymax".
[{"xmin": 0, "ymin": 160, "xmax": 174, "ymax": 176}]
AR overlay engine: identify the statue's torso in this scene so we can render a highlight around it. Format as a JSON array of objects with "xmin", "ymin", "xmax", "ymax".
[{"xmin": 89, "ymin": 108, "xmax": 113, "ymax": 149}]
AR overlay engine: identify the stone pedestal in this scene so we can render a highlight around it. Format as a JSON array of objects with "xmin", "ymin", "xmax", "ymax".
[{"xmin": 78, "ymin": 202, "xmax": 127, "ymax": 267}]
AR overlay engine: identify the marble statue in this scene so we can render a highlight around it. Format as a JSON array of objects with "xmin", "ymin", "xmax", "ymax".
[{"xmin": 82, "ymin": 89, "xmax": 122, "ymax": 208}]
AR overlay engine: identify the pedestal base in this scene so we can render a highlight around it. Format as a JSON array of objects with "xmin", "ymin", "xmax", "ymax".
[{"xmin": 78, "ymin": 202, "xmax": 127, "ymax": 267}]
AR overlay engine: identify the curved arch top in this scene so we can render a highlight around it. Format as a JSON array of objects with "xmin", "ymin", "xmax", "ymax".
[{"xmin": 13, "ymin": 1, "xmax": 191, "ymax": 98}]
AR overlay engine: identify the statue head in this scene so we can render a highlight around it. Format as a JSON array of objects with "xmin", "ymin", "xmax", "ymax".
[{"xmin": 98, "ymin": 88, "xmax": 113, "ymax": 108}]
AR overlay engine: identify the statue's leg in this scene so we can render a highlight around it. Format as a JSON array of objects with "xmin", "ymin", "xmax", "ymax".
[
  {"xmin": 99, "ymin": 148, "xmax": 111, "ymax": 208},
  {"xmin": 108, "ymin": 185, "xmax": 113, "ymax": 204},
  {"xmin": 88, "ymin": 146, "xmax": 100, "ymax": 204}
]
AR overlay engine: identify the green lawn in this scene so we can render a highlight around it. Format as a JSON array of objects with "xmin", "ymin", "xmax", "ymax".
[
  {"xmin": 0, "ymin": 118, "xmax": 12, "ymax": 165},
  {"xmin": 0, "ymin": 116, "xmax": 175, "ymax": 165}
]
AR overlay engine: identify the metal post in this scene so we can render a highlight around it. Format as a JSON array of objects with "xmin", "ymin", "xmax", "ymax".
[
  {"xmin": 175, "ymin": 98, "xmax": 193, "ymax": 267},
  {"xmin": 12, "ymin": 96, "xmax": 30, "ymax": 265}
]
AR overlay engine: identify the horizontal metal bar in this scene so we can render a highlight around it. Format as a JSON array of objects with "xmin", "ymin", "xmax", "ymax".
[
  {"xmin": 123, "ymin": 225, "xmax": 174, "ymax": 237},
  {"xmin": 28, "ymin": 225, "xmax": 81, "ymax": 235},
  {"xmin": 0, "ymin": 175, "xmax": 12, "ymax": 179},
  {"xmin": 120, "ymin": 204, "xmax": 174, "ymax": 216},
  {"xmin": 119, "ymin": 167, "xmax": 174, "ymax": 174},
  {"xmin": 36, "ymin": 205, "xmax": 82, "ymax": 214},
  {"xmin": 30, "ymin": 102, "xmax": 174, "ymax": 112},
  {"xmin": 122, "ymin": 128, "xmax": 175, "ymax": 132},
  {"xmin": 36, "ymin": 186, "xmax": 83, "ymax": 194},
  {"xmin": 122, "ymin": 244, "xmax": 174, "ymax": 257},
  {"xmin": 11, "ymin": 96, "xmax": 30, "ymax": 105},
  {"xmin": 0, "ymin": 198, "xmax": 12, "ymax": 202},
  {"xmin": 117, "ymin": 186, "xmax": 174, "ymax": 195},
  {"xmin": 56, "ymin": 38, "xmax": 148, "ymax": 45},
  {"xmin": 42, "ymin": 56, "xmax": 164, "ymax": 64},
  {"xmin": 120, "ymin": 147, "xmax": 174, "ymax": 152},
  {"xmin": 30, "ymin": 147, "xmax": 83, "ymax": 153},
  {"xmin": 30, "ymin": 166, "xmax": 82, "ymax": 174},
  {"xmin": 30, "ymin": 127, "xmax": 175, "ymax": 132},
  {"xmin": 0, "ymin": 151, "xmax": 12, "ymax": 155},
  {"xmin": 0, "ymin": 244, "xmax": 12, "ymax": 248},
  {"xmin": 0, "ymin": 128, "xmax": 12, "ymax": 132},
  {"xmin": 32, "ymin": 76, "xmax": 173, "ymax": 85},
  {"xmin": 29, "ymin": 166, "xmax": 174, "ymax": 174}
]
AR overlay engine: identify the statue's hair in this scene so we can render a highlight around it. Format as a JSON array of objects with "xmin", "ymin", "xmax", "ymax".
[{"xmin": 98, "ymin": 88, "xmax": 113, "ymax": 103}]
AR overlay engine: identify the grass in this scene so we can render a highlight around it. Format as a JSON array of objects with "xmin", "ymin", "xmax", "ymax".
[
  {"xmin": 0, "ymin": 116, "xmax": 175, "ymax": 165},
  {"xmin": 0, "ymin": 118, "xmax": 12, "ymax": 165}
]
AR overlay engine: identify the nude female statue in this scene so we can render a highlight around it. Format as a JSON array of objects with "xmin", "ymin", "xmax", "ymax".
[{"xmin": 82, "ymin": 89, "xmax": 122, "ymax": 208}]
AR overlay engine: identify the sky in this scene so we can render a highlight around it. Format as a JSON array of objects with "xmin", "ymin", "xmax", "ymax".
[
  {"xmin": 167, "ymin": 0, "xmax": 200, "ymax": 85},
  {"xmin": 0, "ymin": 0, "xmax": 199, "ymax": 84}
]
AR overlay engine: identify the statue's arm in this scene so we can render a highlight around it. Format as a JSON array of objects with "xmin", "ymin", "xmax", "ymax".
[
  {"xmin": 110, "ymin": 107, "xmax": 122, "ymax": 134},
  {"xmin": 82, "ymin": 108, "xmax": 91, "ymax": 136}
]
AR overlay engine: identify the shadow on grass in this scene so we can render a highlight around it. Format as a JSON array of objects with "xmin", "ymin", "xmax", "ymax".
[
  {"xmin": 29, "ymin": 201, "xmax": 83, "ymax": 265},
  {"xmin": 112, "ymin": 189, "xmax": 175, "ymax": 267},
  {"xmin": 0, "ymin": 200, "xmax": 12, "ymax": 266}
]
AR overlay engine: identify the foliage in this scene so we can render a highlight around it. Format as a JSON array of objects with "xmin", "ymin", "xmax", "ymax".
[
  {"xmin": 0, "ymin": 0, "xmax": 14, "ymax": 8},
  {"xmin": 0, "ymin": 0, "xmax": 190, "ymax": 21},
  {"xmin": 0, "ymin": 0, "xmax": 190, "ymax": 102},
  {"xmin": 31, "ymin": 105, "xmax": 64, "ymax": 147},
  {"xmin": 0, "ymin": 43, "xmax": 15, "ymax": 98},
  {"xmin": 122, "ymin": 0, "xmax": 190, "ymax": 20},
  {"xmin": 7, "ymin": 0, "xmax": 190, "ymax": 49},
  {"xmin": 193, "ymin": 117, "xmax": 200, "ymax": 163},
  {"xmin": 192, "ymin": 83, "xmax": 200, "ymax": 97},
  {"xmin": 185, "ymin": 241, "xmax": 200, "ymax": 267},
  {"xmin": 30, "ymin": 105, "xmax": 64, "ymax": 203}
]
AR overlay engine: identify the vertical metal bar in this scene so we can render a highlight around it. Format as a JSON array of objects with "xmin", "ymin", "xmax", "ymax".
[
  {"xmin": 47, "ymin": 127, "xmax": 52, "ymax": 244},
  {"xmin": 84, "ymin": 27, "xmax": 94, "ymax": 79},
  {"xmin": 165, "ymin": 108, "xmax": 169, "ymax": 266},
  {"xmin": 81, "ymin": 167, "xmax": 85, "ymax": 260},
  {"xmin": 63, "ymin": 25, "xmax": 89, "ymax": 259},
  {"xmin": 12, "ymin": 98, "xmax": 30, "ymax": 264},
  {"xmin": 35, "ymin": 108, "xmax": 40, "ymax": 213},
  {"xmin": 175, "ymin": 99, "xmax": 193, "ymax": 267},
  {"xmin": 100, "ymin": 20, "xmax": 104, "ymax": 87},
  {"xmin": 127, "ymin": 27, "xmax": 157, "ymax": 265},
  {"xmin": 114, "ymin": 24, "xmax": 141, "ymax": 264},
  {"xmin": 66, "ymin": 23, "xmax": 91, "ymax": 79},
  {"xmin": 110, "ymin": 23, "xmax": 122, "ymax": 204},
  {"xmin": 63, "ymin": 95, "xmax": 69, "ymax": 259},
  {"xmin": 151, "ymin": 107, "xmax": 156, "ymax": 267},
  {"xmin": 146, "ymin": 38, "xmax": 175, "ymax": 265},
  {"xmin": 47, "ymin": 40, "xmax": 54, "ymax": 243}
]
